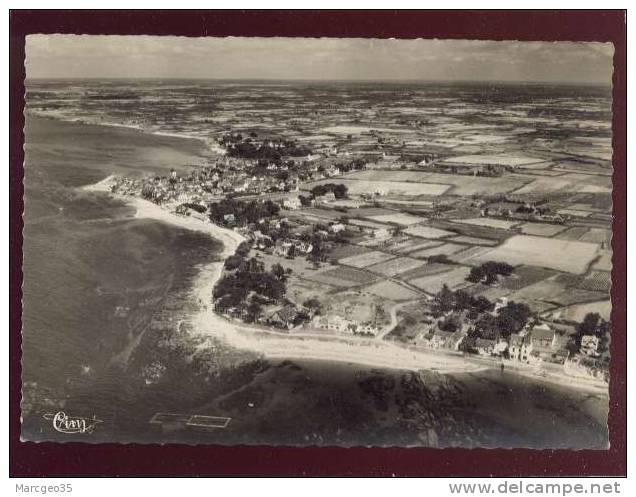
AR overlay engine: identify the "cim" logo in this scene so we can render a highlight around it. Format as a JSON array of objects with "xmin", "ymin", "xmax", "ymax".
[{"xmin": 43, "ymin": 411, "xmax": 103, "ymax": 434}]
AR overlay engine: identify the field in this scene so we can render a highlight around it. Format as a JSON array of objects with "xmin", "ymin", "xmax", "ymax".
[
  {"xmin": 366, "ymin": 256, "xmax": 424, "ymax": 277},
  {"xmin": 410, "ymin": 242, "xmax": 466, "ymax": 259},
  {"xmin": 499, "ymin": 266, "xmax": 557, "ymax": 291},
  {"xmin": 328, "ymin": 243, "xmax": 372, "ymax": 260},
  {"xmin": 557, "ymin": 300, "xmax": 611, "ymax": 322},
  {"xmin": 403, "ymin": 225, "xmax": 455, "ymax": 239},
  {"xmin": 577, "ymin": 271, "xmax": 611, "ymax": 293},
  {"xmin": 440, "ymin": 154, "xmax": 547, "ymax": 167},
  {"xmin": 464, "ymin": 235, "xmax": 600, "ymax": 274},
  {"xmin": 369, "ymin": 213, "xmax": 427, "ymax": 226},
  {"xmin": 339, "ymin": 250, "xmax": 396, "ymax": 268},
  {"xmin": 556, "ymin": 226, "xmax": 592, "ymax": 241},
  {"xmin": 519, "ymin": 222, "xmax": 568, "ymax": 237},
  {"xmin": 592, "ymin": 250, "xmax": 613, "ymax": 271},
  {"xmin": 310, "ymin": 179, "xmax": 451, "ymax": 196},
  {"xmin": 454, "ymin": 218, "xmax": 519, "ymax": 230},
  {"xmin": 341, "ymin": 169, "xmax": 533, "ymax": 196},
  {"xmin": 306, "ymin": 266, "xmax": 379, "ymax": 287},
  {"xmin": 362, "ymin": 280, "xmax": 421, "ymax": 301},
  {"xmin": 579, "ymin": 228, "xmax": 612, "ymax": 245},
  {"xmin": 449, "ymin": 235, "xmax": 498, "ymax": 246},
  {"xmin": 393, "ymin": 239, "xmax": 444, "ymax": 254},
  {"xmin": 513, "ymin": 173, "xmax": 612, "ymax": 195},
  {"xmin": 398, "ymin": 262, "xmax": 455, "ymax": 280},
  {"xmin": 449, "ymin": 246, "xmax": 493, "ymax": 264},
  {"xmin": 408, "ymin": 266, "xmax": 472, "ymax": 293}
]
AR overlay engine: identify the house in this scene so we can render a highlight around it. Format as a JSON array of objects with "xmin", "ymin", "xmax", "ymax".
[
  {"xmin": 266, "ymin": 305, "xmax": 298, "ymax": 330},
  {"xmin": 282, "ymin": 196, "xmax": 302, "ymax": 210},
  {"xmin": 329, "ymin": 222, "xmax": 346, "ymax": 233},
  {"xmin": 429, "ymin": 330, "xmax": 455, "ymax": 349},
  {"xmin": 529, "ymin": 323, "xmax": 557, "ymax": 349},
  {"xmin": 223, "ymin": 213, "xmax": 236, "ymax": 225},
  {"xmin": 509, "ymin": 333, "xmax": 525, "ymax": 360},
  {"xmin": 493, "ymin": 339, "xmax": 509, "ymax": 356},
  {"xmin": 316, "ymin": 192, "xmax": 336, "ymax": 203},
  {"xmin": 475, "ymin": 338, "xmax": 496, "ymax": 356},
  {"xmin": 581, "ymin": 335, "xmax": 600, "ymax": 357}
]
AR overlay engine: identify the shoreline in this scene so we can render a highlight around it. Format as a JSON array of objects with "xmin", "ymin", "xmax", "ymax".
[
  {"xmin": 27, "ymin": 111, "xmax": 227, "ymax": 156},
  {"xmin": 82, "ymin": 176, "xmax": 609, "ymax": 392}
]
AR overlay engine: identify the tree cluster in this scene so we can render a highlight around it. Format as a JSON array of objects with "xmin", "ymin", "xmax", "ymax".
[
  {"xmin": 467, "ymin": 261, "xmax": 515, "ymax": 285},
  {"xmin": 310, "ymin": 183, "xmax": 348, "ymax": 199},
  {"xmin": 208, "ymin": 198, "xmax": 280, "ymax": 226}
]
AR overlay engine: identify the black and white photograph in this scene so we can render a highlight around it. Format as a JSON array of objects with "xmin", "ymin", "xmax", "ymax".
[{"xmin": 20, "ymin": 34, "xmax": 614, "ymax": 449}]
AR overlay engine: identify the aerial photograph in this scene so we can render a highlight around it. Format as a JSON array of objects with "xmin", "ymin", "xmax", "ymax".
[{"xmin": 21, "ymin": 36, "xmax": 613, "ymax": 448}]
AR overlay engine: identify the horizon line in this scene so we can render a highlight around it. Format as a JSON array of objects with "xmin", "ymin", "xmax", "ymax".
[{"xmin": 24, "ymin": 76, "xmax": 612, "ymax": 87}]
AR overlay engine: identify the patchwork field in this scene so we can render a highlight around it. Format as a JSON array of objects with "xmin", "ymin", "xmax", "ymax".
[
  {"xmin": 513, "ymin": 172, "xmax": 612, "ymax": 194},
  {"xmin": 449, "ymin": 235, "xmax": 498, "ymax": 246},
  {"xmin": 399, "ymin": 262, "xmax": 455, "ymax": 281},
  {"xmin": 464, "ymin": 235, "xmax": 600, "ymax": 274},
  {"xmin": 306, "ymin": 266, "xmax": 379, "ymax": 287},
  {"xmin": 440, "ymin": 154, "xmax": 547, "ymax": 168},
  {"xmin": 363, "ymin": 279, "xmax": 421, "ymax": 301},
  {"xmin": 403, "ymin": 225, "xmax": 455, "ymax": 239},
  {"xmin": 410, "ymin": 242, "xmax": 466, "ymax": 259},
  {"xmin": 310, "ymin": 179, "xmax": 451, "ymax": 196},
  {"xmin": 366, "ymin": 256, "xmax": 424, "ymax": 277},
  {"xmin": 393, "ymin": 239, "xmax": 444, "ymax": 254},
  {"xmin": 519, "ymin": 222, "xmax": 568, "ymax": 237},
  {"xmin": 592, "ymin": 250, "xmax": 612, "ymax": 271},
  {"xmin": 409, "ymin": 266, "xmax": 472, "ymax": 293},
  {"xmin": 454, "ymin": 218, "xmax": 519, "ymax": 230},
  {"xmin": 369, "ymin": 212, "xmax": 426, "ymax": 226},
  {"xmin": 339, "ymin": 250, "xmax": 396, "ymax": 268},
  {"xmin": 579, "ymin": 228, "xmax": 612, "ymax": 245},
  {"xmin": 554, "ymin": 300, "xmax": 611, "ymax": 322},
  {"xmin": 343, "ymin": 169, "xmax": 533, "ymax": 195}
]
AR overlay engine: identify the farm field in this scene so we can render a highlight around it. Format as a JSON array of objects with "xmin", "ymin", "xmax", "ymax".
[
  {"xmin": 577, "ymin": 271, "xmax": 611, "ymax": 293},
  {"xmin": 519, "ymin": 222, "xmax": 568, "ymax": 237},
  {"xmin": 362, "ymin": 279, "xmax": 421, "ymax": 301},
  {"xmin": 513, "ymin": 172, "xmax": 612, "ymax": 194},
  {"xmin": 499, "ymin": 265, "xmax": 557, "ymax": 291},
  {"xmin": 309, "ymin": 179, "xmax": 451, "ymax": 196},
  {"xmin": 369, "ymin": 212, "xmax": 427, "ymax": 226},
  {"xmin": 579, "ymin": 228, "xmax": 612, "ymax": 245},
  {"xmin": 339, "ymin": 250, "xmax": 396, "ymax": 268},
  {"xmin": 449, "ymin": 245, "xmax": 493, "ymax": 264},
  {"xmin": 398, "ymin": 262, "xmax": 455, "ymax": 280},
  {"xmin": 449, "ymin": 235, "xmax": 498, "ymax": 246},
  {"xmin": 328, "ymin": 243, "xmax": 373, "ymax": 261},
  {"xmin": 305, "ymin": 266, "xmax": 379, "ymax": 288},
  {"xmin": 403, "ymin": 225, "xmax": 455, "ymax": 239},
  {"xmin": 343, "ymin": 169, "xmax": 534, "ymax": 196},
  {"xmin": 408, "ymin": 266, "xmax": 472, "ymax": 293},
  {"xmin": 286, "ymin": 277, "xmax": 337, "ymax": 305},
  {"xmin": 592, "ymin": 250, "xmax": 612, "ymax": 271},
  {"xmin": 393, "ymin": 239, "xmax": 444, "ymax": 254},
  {"xmin": 556, "ymin": 300, "xmax": 611, "ymax": 322},
  {"xmin": 440, "ymin": 154, "xmax": 548, "ymax": 167},
  {"xmin": 366, "ymin": 256, "xmax": 424, "ymax": 277},
  {"xmin": 454, "ymin": 217, "xmax": 520, "ymax": 230},
  {"xmin": 464, "ymin": 235, "xmax": 600, "ymax": 274},
  {"xmin": 410, "ymin": 242, "xmax": 466, "ymax": 259},
  {"xmin": 555, "ymin": 226, "xmax": 591, "ymax": 241}
]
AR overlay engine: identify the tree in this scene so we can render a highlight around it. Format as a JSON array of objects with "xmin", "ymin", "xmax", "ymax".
[
  {"xmin": 433, "ymin": 284, "xmax": 455, "ymax": 315},
  {"xmin": 271, "ymin": 263, "xmax": 287, "ymax": 281},
  {"xmin": 246, "ymin": 301, "xmax": 262, "ymax": 323},
  {"xmin": 303, "ymin": 297, "xmax": 322, "ymax": 316}
]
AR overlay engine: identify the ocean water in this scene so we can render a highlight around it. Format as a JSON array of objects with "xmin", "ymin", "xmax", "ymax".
[{"xmin": 21, "ymin": 116, "xmax": 226, "ymax": 441}]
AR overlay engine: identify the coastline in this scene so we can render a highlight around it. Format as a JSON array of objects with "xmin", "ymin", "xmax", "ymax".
[{"xmin": 82, "ymin": 176, "xmax": 609, "ymax": 393}]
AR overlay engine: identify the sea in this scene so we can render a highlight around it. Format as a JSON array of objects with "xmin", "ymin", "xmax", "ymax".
[{"xmin": 20, "ymin": 80, "xmax": 610, "ymax": 447}]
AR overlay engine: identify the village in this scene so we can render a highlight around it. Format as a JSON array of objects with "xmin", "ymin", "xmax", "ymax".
[{"xmin": 106, "ymin": 100, "xmax": 612, "ymax": 386}]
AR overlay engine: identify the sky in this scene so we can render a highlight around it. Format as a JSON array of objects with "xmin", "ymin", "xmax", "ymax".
[{"xmin": 25, "ymin": 35, "xmax": 614, "ymax": 84}]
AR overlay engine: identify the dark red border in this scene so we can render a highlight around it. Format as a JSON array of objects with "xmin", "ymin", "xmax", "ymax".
[{"xmin": 9, "ymin": 10, "xmax": 627, "ymax": 477}]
